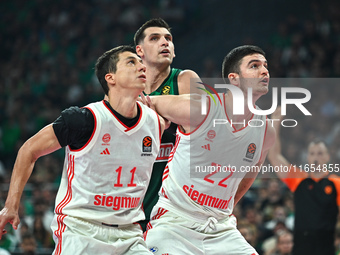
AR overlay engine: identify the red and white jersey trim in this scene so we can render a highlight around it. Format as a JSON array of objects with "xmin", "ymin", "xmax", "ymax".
[{"xmin": 54, "ymin": 101, "xmax": 161, "ymax": 225}]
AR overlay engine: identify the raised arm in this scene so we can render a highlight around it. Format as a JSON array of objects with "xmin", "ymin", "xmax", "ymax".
[
  {"xmin": 234, "ymin": 122, "xmax": 276, "ymax": 206},
  {"xmin": 267, "ymin": 107, "xmax": 291, "ymax": 179},
  {"xmin": 0, "ymin": 124, "xmax": 61, "ymax": 238}
]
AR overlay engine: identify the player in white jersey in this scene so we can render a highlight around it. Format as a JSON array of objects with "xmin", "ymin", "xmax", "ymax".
[
  {"xmin": 0, "ymin": 45, "xmax": 166, "ymax": 255},
  {"xmin": 142, "ymin": 45, "xmax": 276, "ymax": 254}
]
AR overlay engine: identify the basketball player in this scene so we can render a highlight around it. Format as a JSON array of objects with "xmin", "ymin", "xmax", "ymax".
[
  {"xmin": 0, "ymin": 45, "xmax": 165, "ymax": 255},
  {"xmin": 133, "ymin": 18, "xmax": 204, "ymax": 231},
  {"xmin": 267, "ymin": 107, "xmax": 340, "ymax": 255},
  {"xmin": 142, "ymin": 45, "xmax": 275, "ymax": 254}
]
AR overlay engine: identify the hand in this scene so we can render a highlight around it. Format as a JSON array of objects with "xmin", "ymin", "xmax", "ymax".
[
  {"xmin": 138, "ymin": 93, "xmax": 171, "ymax": 131},
  {"xmin": 138, "ymin": 93, "xmax": 155, "ymax": 111},
  {"xmin": 0, "ymin": 207, "xmax": 20, "ymax": 240}
]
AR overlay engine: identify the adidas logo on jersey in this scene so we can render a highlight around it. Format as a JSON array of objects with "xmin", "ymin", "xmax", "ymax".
[
  {"xmin": 201, "ymin": 144, "xmax": 210, "ymax": 151},
  {"xmin": 100, "ymin": 148, "xmax": 110, "ymax": 155}
]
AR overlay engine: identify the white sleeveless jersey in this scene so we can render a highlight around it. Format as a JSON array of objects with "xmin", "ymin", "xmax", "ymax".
[
  {"xmin": 158, "ymin": 94, "xmax": 267, "ymax": 220},
  {"xmin": 54, "ymin": 101, "xmax": 161, "ymax": 225}
]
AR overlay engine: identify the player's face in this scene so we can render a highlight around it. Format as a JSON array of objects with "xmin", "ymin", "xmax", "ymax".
[
  {"xmin": 307, "ymin": 142, "xmax": 330, "ymax": 167},
  {"xmin": 238, "ymin": 54, "xmax": 270, "ymax": 96},
  {"xmin": 137, "ymin": 27, "xmax": 175, "ymax": 66},
  {"xmin": 114, "ymin": 51, "xmax": 146, "ymax": 90}
]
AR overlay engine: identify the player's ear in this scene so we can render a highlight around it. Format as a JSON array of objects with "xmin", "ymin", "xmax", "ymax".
[
  {"xmin": 105, "ymin": 73, "xmax": 115, "ymax": 86},
  {"xmin": 136, "ymin": 45, "xmax": 144, "ymax": 58},
  {"xmin": 228, "ymin": 73, "xmax": 239, "ymax": 86}
]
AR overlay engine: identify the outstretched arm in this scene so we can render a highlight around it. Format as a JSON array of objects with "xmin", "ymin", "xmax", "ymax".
[
  {"xmin": 149, "ymin": 94, "xmax": 206, "ymax": 134},
  {"xmin": 0, "ymin": 124, "xmax": 61, "ymax": 239},
  {"xmin": 234, "ymin": 121, "xmax": 276, "ymax": 206},
  {"xmin": 267, "ymin": 107, "xmax": 291, "ymax": 179}
]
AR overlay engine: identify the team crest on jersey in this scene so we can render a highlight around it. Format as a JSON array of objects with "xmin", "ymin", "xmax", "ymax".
[
  {"xmin": 205, "ymin": 130, "xmax": 216, "ymax": 142},
  {"xmin": 161, "ymin": 85, "xmax": 171, "ymax": 95},
  {"xmin": 142, "ymin": 136, "xmax": 152, "ymax": 153},
  {"xmin": 102, "ymin": 133, "xmax": 111, "ymax": 145},
  {"xmin": 207, "ymin": 130, "xmax": 216, "ymax": 139},
  {"xmin": 245, "ymin": 143, "xmax": 256, "ymax": 159}
]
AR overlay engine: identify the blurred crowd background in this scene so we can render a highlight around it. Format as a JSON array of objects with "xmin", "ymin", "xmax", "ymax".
[{"xmin": 1, "ymin": 0, "xmax": 340, "ymax": 254}]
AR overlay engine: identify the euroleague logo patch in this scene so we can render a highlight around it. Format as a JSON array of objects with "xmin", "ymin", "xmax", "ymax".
[
  {"xmin": 161, "ymin": 85, "xmax": 171, "ymax": 95},
  {"xmin": 245, "ymin": 143, "xmax": 256, "ymax": 159},
  {"xmin": 143, "ymin": 136, "xmax": 152, "ymax": 152}
]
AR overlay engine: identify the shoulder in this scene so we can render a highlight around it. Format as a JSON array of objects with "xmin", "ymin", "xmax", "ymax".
[
  {"xmin": 61, "ymin": 105, "xmax": 91, "ymax": 115},
  {"xmin": 60, "ymin": 106, "xmax": 94, "ymax": 128},
  {"xmin": 138, "ymin": 101, "xmax": 162, "ymax": 125},
  {"xmin": 178, "ymin": 69, "xmax": 200, "ymax": 84},
  {"xmin": 329, "ymin": 175, "xmax": 340, "ymax": 187},
  {"xmin": 138, "ymin": 101, "xmax": 156, "ymax": 115},
  {"xmin": 328, "ymin": 175, "xmax": 340, "ymax": 206},
  {"xmin": 177, "ymin": 69, "xmax": 203, "ymax": 95},
  {"xmin": 178, "ymin": 69, "xmax": 199, "ymax": 79},
  {"xmin": 61, "ymin": 105, "xmax": 93, "ymax": 117},
  {"xmin": 52, "ymin": 105, "xmax": 95, "ymax": 148}
]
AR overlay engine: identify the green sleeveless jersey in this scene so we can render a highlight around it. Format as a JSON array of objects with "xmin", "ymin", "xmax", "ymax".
[{"xmin": 140, "ymin": 68, "xmax": 181, "ymax": 231}]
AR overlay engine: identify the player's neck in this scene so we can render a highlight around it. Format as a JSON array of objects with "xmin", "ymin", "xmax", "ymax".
[
  {"xmin": 107, "ymin": 92, "xmax": 140, "ymax": 118},
  {"xmin": 144, "ymin": 65, "xmax": 171, "ymax": 94},
  {"xmin": 225, "ymin": 93, "xmax": 254, "ymax": 124}
]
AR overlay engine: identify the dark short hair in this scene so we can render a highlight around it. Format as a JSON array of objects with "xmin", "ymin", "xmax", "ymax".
[
  {"xmin": 276, "ymin": 230, "xmax": 293, "ymax": 243},
  {"xmin": 309, "ymin": 138, "xmax": 329, "ymax": 149},
  {"xmin": 222, "ymin": 45, "xmax": 266, "ymax": 82},
  {"xmin": 95, "ymin": 45, "xmax": 136, "ymax": 95},
  {"xmin": 134, "ymin": 18, "xmax": 171, "ymax": 46}
]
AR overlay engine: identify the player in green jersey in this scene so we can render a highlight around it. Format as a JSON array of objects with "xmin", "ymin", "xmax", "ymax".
[{"xmin": 134, "ymin": 18, "xmax": 203, "ymax": 231}]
